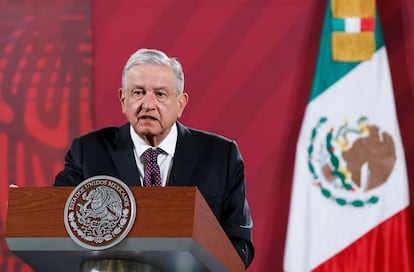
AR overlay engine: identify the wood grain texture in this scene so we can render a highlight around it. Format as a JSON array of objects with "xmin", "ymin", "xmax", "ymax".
[{"xmin": 5, "ymin": 186, "xmax": 244, "ymax": 271}]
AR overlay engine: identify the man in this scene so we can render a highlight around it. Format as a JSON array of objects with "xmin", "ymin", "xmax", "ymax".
[{"xmin": 54, "ymin": 48, "xmax": 254, "ymax": 267}]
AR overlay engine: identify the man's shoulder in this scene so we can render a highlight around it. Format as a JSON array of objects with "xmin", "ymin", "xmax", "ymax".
[
  {"xmin": 179, "ymin": 123, "xmax": 234, "ymax": 145},
  {"xmin": 76, "ymin": 124, "xmax": 128, "ymax": 142}
]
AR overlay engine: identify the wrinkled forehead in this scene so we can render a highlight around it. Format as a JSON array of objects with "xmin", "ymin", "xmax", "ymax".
[{"xmin": 125, "ymin": 64, "xmax": 178, "ymax": 91}]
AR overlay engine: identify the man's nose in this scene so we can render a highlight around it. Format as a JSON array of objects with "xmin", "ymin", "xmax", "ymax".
[{"xmin": 141, "ymin": 91, "xmax": 157, "ymax": 109}]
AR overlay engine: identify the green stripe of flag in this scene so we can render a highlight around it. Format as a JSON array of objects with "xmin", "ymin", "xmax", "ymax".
[{"xmin": 308, "ymin": 0, "xmax": 384, "ymax": 102}]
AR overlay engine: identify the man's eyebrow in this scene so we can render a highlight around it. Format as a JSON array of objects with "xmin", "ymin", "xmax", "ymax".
[
  {"xmin": 131, "ymin": 84, "xmax": 144, "ymax": 89},
  {"xmin": 129, "ymin": 85, "xmax": 168, "ymax": 91},
  {"xmin": 154, "ymin": 86, "xmax": 168, "ymax": 91}
]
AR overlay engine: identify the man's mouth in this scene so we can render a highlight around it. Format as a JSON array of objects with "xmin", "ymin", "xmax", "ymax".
[{"xmin": 140, "ymin": 116, "xmax": 157, "ymax": 120}]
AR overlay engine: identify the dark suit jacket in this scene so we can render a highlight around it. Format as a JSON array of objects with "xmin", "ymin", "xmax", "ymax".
[{"xmin": 54, "ymin": 121, "xmax": 254, "ymax": 267}]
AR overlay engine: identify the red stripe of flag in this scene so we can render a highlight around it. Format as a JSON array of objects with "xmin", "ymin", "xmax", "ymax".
[{"xmin": 312, "ymin": 208, "xmax": 414, "ymax": 272}]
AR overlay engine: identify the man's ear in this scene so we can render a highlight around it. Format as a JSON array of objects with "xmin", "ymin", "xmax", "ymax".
[
  {"xmin": 177, "ymin": 92, "xmax": 189, "ymax": 118},
  {"xmin": 119, "ymin": 88, "xmax": 126, "ymax": 114}
]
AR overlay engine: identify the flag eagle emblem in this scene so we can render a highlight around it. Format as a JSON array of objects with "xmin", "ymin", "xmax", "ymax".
[{"xmin": 307, "ymin": 116, "xmax": 396, "ymax": 207}]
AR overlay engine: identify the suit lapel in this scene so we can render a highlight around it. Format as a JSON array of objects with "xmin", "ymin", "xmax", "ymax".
[
  {"xmin": 168, "ymin": 122, "xmax": 197, "ymax": 186},
  {"xmin": 110, "ymin": 124, "xmax": 141, "ymax": 186}
]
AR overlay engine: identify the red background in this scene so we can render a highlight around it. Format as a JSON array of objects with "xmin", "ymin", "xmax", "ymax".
[{"xmin": 1, "ymin": 0, "xmax": 413, "ymax": 271}]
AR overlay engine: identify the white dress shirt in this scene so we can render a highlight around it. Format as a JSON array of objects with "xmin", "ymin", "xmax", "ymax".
[{"xmin": 130, "ymin": 123, "xmax": 177, "ymax": 186}]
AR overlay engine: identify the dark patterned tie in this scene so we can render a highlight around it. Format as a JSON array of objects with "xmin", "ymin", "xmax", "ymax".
[{"xmin": 143, "ymin": 148, "xmax": 162, "ymax": 187}]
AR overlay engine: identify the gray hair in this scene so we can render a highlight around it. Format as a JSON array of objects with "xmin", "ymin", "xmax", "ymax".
[{"xmin": 121, "ymin": 48, "xmax": 184, "ymax": 95}]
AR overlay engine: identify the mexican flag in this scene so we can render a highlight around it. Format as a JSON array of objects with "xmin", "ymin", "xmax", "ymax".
[{"xmin": 283, "ymin": 0, "xmax": 413, "ymax": 271}]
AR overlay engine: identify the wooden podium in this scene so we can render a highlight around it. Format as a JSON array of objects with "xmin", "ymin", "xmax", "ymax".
[{"xmin": 5, "ymin": 186, "xmax": 245, "ymax": 272}]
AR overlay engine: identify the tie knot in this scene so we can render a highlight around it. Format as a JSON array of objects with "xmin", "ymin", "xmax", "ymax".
[{"xmin": 143, "ymin": 148, "xmax": 162, "ymax": 163}]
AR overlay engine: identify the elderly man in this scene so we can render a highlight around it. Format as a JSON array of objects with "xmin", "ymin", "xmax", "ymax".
[{"xmin": 54, "ymin": 48, "xmax": 254, "ymax": 267}]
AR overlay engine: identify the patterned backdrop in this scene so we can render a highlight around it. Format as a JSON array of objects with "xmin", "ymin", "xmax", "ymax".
[
  {"xmin": 1, "ymin": 0, "xmax": 413, "ymax": 271},
  {"xmin": 0, "ymin": 0, "xmax": 92, "ymax": 271}
]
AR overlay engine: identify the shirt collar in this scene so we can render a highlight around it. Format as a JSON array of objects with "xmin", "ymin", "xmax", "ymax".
[{"xmin": 130, "ymin": 123, "xmax": 177, "ymax": 157}]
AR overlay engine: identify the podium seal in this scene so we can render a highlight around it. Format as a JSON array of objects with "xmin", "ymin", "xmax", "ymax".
[{"xmin": 64, "ymin": 175, "xmax": 136, "ymax": 250}]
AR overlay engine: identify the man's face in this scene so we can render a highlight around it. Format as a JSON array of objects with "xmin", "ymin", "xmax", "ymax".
[{"xmin": 119, "ymin": 64, "xmax": 188, "ymax": 146}]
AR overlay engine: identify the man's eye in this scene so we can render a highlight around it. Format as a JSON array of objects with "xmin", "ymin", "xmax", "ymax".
[
  {"xmin": 156, "ymin": 92, "xmax": 167, "ymax": 98},
  {"xmin": 133, "ymin": 89, "xmax": 144, "ymax": 96}
]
